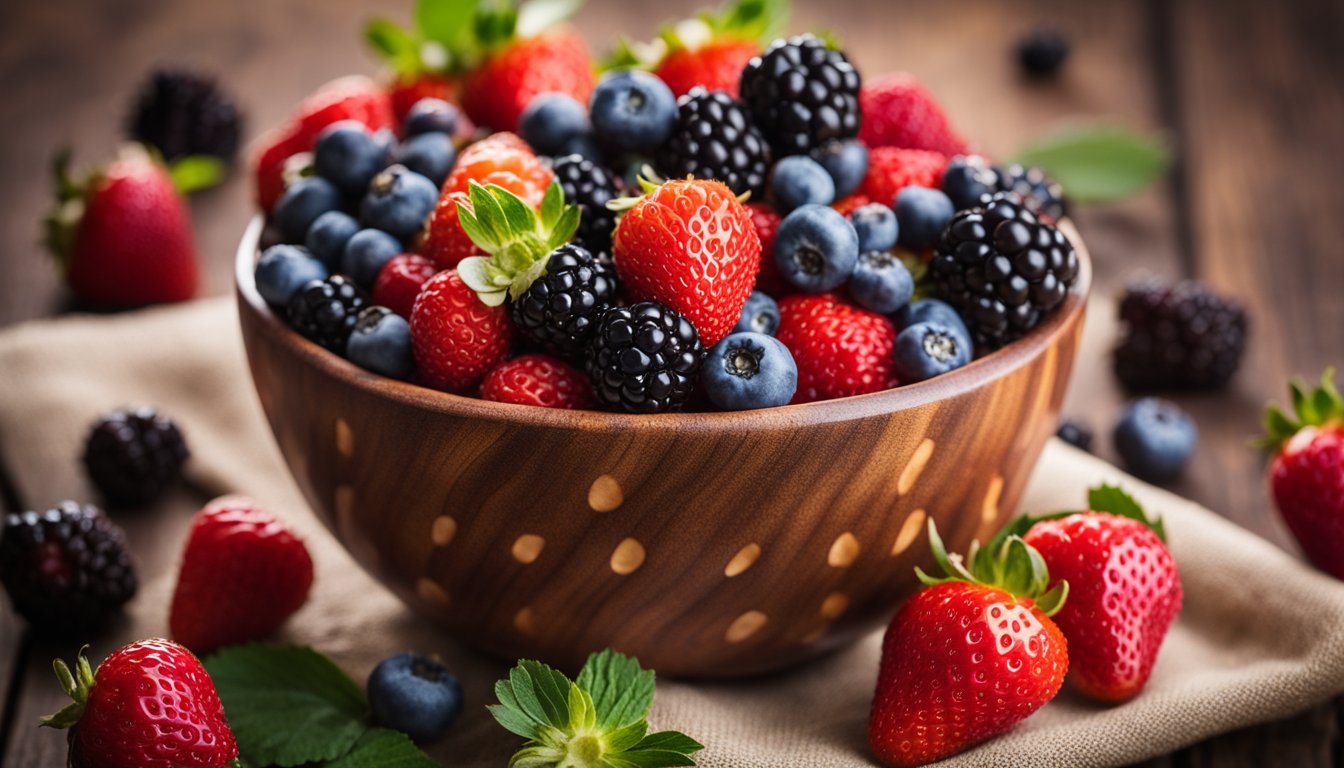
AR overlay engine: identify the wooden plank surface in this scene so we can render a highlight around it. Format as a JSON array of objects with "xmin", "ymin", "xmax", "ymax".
[{"xmin": 0, "ymin": 0, "xmax": 1340, "ymax": 765}]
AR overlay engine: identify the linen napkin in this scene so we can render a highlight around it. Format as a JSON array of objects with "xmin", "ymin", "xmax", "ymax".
[{"xmin": 0, "ymin": 297, "xmax": 1342, "ymax": 768}]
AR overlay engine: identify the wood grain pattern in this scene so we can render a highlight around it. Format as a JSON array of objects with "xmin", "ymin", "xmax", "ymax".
[{"xmin": 236, "ymin": 218, "xmax": 1090, "ymax": 676}]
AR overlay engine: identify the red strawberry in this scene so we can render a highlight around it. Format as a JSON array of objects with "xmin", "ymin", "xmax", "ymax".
[
  {"xmin": 859, "ymin": 146, "xmax": 949, "ymax": 207},
  {"xmin": 42, "ymin": 640, "xmax": 238, "ymax": 768},
  {"xmin": 481, "ymin": 354, "xmax": 595, "ymax": 409},
  {"xmin": 614, "ymin": 178, "xmax": 761, "ymax": 346},
  {"xmin": 418, "ymin": 191, "xmax": 485, "ymax": 270},
  {"xmin": 410, "ymin": 269, "xmax": 513, "ymax": 392},
  {"xmin": 45, "ymin": 146, "xmax": 199, "ymax": 307},
  {"xmin": 442, "ymin": 132, "xmax": 554, "ymax": 206},
  {"xmin": 460, "ymin": 27, "xmax": 596, "ymax": 133},
  {"xmin": 374, "ymin": 252, "xmax": 440, "ymax": 318},
  {"xmin": 252, "ymin": 124, "xmax": 309, "ymax": 212},
  {"xmin": 831, "ymin": 192, "xmax": 873, "ymax": 217},
  {"xmin": 859, "ymin": 72, "xmax": 970, "ymax": 157},
  {"xmin": 1262, "ymin": 369, "xmax": 1344, "ymax": 580},
  {"xmin": 656, "ymin": 39, "xmax": 760, "ymax": 98},
  {"xmin": 746, "ymin": 201, "xmax": 789, "ymax": 296},
  {"xmin": 170, "ymin": 496, "xmax": 314, "ymax": 653},
  {"xmin": 775, "ymin": 294, "xmax": 897, "ymax": 403},
  {"xmin": 389, "ymin": 72, "xmax": 457, "ymax": 122},
  {"xmin": 869, "ymin": 522, "xmax": 1068, "ymax": 767},
  {"xmin": 1020, "ymin": 486, "xmax": 1182, "ymax": 702}
]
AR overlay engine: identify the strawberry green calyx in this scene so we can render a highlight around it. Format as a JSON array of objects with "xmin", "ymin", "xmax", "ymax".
[
  {"xmin": 40, "ymin": 647, "xmax": 97, "ymax": 730},
  {"xmin": 489, "ymin": 649, "xmax": 703, "ymax": 768},
  {"xmin": 456, "ymin": 179, "xmax": 580, "ymax": 306},
  {"xmin": 1261, "ymin": 368, "xmax": 1343, "ymax": 451},
  {"xmin": 365, "ymin": 0, "xmax": 480, "ymax": 77},
  {"xmin": 604, "ymin": 0, "xmax": 787, "ymax": 70},
  {"xmin": 44, "ymin": 149, "xmax": 85, "ymax": 276},
  {"xmin": 916, "ymin": 520, "xmax": 1069, "ymax": 617}
]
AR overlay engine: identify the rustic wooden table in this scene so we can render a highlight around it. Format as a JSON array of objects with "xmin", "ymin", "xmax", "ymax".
[{"xmin": 1, "ymin": 0, "xmax": 1340, "ymax": 764}]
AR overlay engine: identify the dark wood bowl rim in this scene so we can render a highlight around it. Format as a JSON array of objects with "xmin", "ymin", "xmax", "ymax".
[{"xmin": 236, "ymin": 215, "xmax": 1092, "ymax": 432}]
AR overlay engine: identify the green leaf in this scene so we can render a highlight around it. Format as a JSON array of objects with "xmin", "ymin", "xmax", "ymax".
[
  {"xmin": 365, "ymin": 18, "xmax": 422, "ymax": 73},
  {"xmin": 1009, "ymin": 123, "xmax": 1169, "ymax": 202},
  {"xmin": 621, "ymin": 730, "xmax": 705, "ymax": 767},
  {"xmin": 576, "ymin": 650, "xmax": 655, "ymax": 731},
  {"xmin": 1088, "ymin": 483, "xmax": 1165, "ymax": 541},
  {"xmin": 416, "ymin": 0, "xmax": 480, "ymax": 49},
  {"xmin": 517, "ymin": 0, "xmax": 584, "ymax": 38},
  {"xmin": 326, "ymin": 729, "xmax": 439, "ymax": 768},
  {"xmin": 713, "ymin": 0, "xmax": 789, "ymax": 43},
  {"xmin": 169, "ymin": 155, "xmax": 226, "ymax": 194},
  {"xmin": 204, "ymin": 645, "xmax": 369, "ymax": 767}
]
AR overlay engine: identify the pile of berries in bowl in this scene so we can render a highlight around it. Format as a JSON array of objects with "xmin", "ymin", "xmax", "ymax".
[
  {"xmin": 250, "ymin": 32, "xmax": 1079, "ymax": 413},
  {"xmin": 236, "ymin": 4, "xmax": 1090, "ymax": 676}
]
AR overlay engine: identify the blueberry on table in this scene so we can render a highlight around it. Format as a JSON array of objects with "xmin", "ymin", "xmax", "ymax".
[
  {"xmin": 347, "ymin": 306, "xmax": 415, "ymax": 380},
  {"xmin": 314, "ymin": 121, "xmax": 392, "ymax": 198},
  {"xmin": 273, "ymin": 176, "xmax": 342, "ymax": 244},
  {"xmin": 342, "ymin": 228, "xmax": 402, "ymax": 289},
  {"xmin": 1056, "ymin": 418, "xmax": 1094, "ymax": 452},
  {"xmin": 305, "ymin": 211, "xmax": 360, "ymax": 271},
  {"xmin": 734, "ymin": 290, "xmax": 781, "ymax": 336},
  {"xmin": 774, "ymin": 204, "xmax": 859, "ymax": 293},
  {"xmin": 255, "ymin": 244, "xmax": 328, "ymax": 307},
  {"xmin": 812, "ymin": 138, "xmax": 869, "ymax": 199},
  {"xmin": 403, "ymin": 97, "xmax": 460, "ymax": 137},
  {"xmin": 1017, "ymin": 27, "xmax": 1071, "ymax": 78},
  {"xmin": 393, "ymin": 132, "xmax": 456, "ymax": 189},
  {"xmin": 589, "ymin": 69, "xmax": 677, "ymax": 153},
  {"xmin": 519, "ymin": 92, "xmax": 590, "ymax": 156},
  {"xmin": 892, "ymin": 322, "xmax": 971, "ymax": 383},
  {"xmin": 895, "ymin": 185, "xmax": 955, "ymax": 250},
  {"xmin": 770, "ymin": 155, "xmax": 836, "ymax": 212},
  {"xmin": 849, "ymin": 250, "xmax": 914, "ymax": 314},
  {"xmin": 1113, "ymin": 398, "xmax": 1197, "ymax": 483},
  {"xmin": 359, "ymin": 165, "xmax": 439, "ymax": 243},
  {"xmin": 367, "ymin": 653, "xmax": 463, "ymax": 743},
  {"xmin": 849, "ymin": 203, "xmax": 898, "ymax": 253},
  {"xmin": 704, "ymin": 332, "xmax": 798, "ymax": 410}
]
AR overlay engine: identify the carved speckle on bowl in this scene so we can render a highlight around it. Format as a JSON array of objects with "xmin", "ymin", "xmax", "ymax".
[
  {"xmin": 891, "ymin": 509, "xmax": 928, "ymax": 556},
  {"xmin": 827, "ymin": 532, "xmax": 861, "ymax": 568},
  {"xmin": 588, "ymin": 474, "xmax": 624, "ymax": 512},
  {"xmin": 725, "ymin": 610, "xmax": 769, "ymax": 643},
  {"xmin": 724, "ymin": 543, "xmax": 762, "ymax": 577},
  {"xmin": 610, "ymin": 537, "xmax": 646, "ymax": 575},
  {"xmin": 511, "ymin": 534, "xmax": 545, "ymax": 564}
]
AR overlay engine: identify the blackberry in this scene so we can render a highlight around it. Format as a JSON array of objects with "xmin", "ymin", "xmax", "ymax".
[
  {"xmin": 552, "ymin": 154, "xmax": 619, "ymax": 254},
  {"xmin": 587, "ymin": 302, "xmax": 704, "ymax": 413},
  {"xmin": 0, "ymin": 502, "xmax": 137, "ymax": 637},
  {"xmin": 930, "ymin": 195, "xmax": 1079, "ymax": 349},
  {"xmin": 511, "ymin": 244, "xmax": 618, "ymax": 357},
  {"xmin": 1056, "ymin": 418, "xmax": 1093, "ymax": 452},
  {"xmin": 128, "ymin": 68, "xmax": 242, "ymax": 162},
  {"xmin": 1017, "ymin": 28, "xmax": 1071, "ymax": 78},
  {"xmin": 654, "ymin": 88, "xmax": 771, "ymax": 197},
  {"xmin": 941, "ymin": 155, "xmax": 1067, "ymax": 222},
  {"xmin": 287, "ymin": 275, "xmax": 368, "ymax": 353},
  {"xmin": 83, "ymin": 407, "xmax": 189, "ymax": 506},
  {"xmin": 1113, "ymin": 279, "xmax": 1248, "ymax": 390},
  {"xmin": 739, "ymin": 35, "xmax": 861, "ymax": 156}
]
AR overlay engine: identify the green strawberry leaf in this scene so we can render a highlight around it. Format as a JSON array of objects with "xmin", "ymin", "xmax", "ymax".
[
  {"xmin": 417, "ymin": 0, "xmax": 480, "ymax": 50},
  {"xmin": 168, "ymin": 155, "xmax": 226, "ymax": 194},
  {"xmin": 365, "ymin": 17, "xmax": 422, "ymax": 73},
  {"xmin": 456, "ymin": 180, "xmax": 580, "ymax": 304},
  {"xmin": 1087, "ymin": 483, "xmax": 1166, "ymax": 541},
  {"xmin": 204, "ymin": 645, "xmax": 369, "ymax": 767},
  {"xmin": 712, "ymin": 0, "xmax": 788, "ymax": 43},
  {"xmin": 1009, "ymin": 123, "xmax": 1169, "ymax": 202},
  {"xmin": 1260, "ymin": 368, "xmax": 1343, "ymax": 451},
  {"xmin": 325, "ymin": 728, "xmax": 439, "ymax": 768},
  {"xmin": 576, "ymin": 649, "xmax": 656, "ymax": 731},
  {"xmin": 916, "ymin": 519, "xmax": 1068, "ymax": 617}
]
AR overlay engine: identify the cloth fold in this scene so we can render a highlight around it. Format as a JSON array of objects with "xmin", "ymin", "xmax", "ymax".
[{"xmin": 1, "ymin": 298, "xmax": 1342, "ymax": 768}]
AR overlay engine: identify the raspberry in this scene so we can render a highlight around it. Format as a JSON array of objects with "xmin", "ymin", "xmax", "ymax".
[{"xmin": 374, "ymin": 253, "xmax": 439, "ymax": 318}]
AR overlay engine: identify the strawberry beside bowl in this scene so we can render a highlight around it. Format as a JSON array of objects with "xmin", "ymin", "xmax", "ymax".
[{"xmin": 235, "ymin": 215, "xmax": 1090, "ymax": 677}]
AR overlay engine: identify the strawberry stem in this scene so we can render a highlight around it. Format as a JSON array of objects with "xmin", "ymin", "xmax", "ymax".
[
  {"xmin": 915, "ymin": 519, "xmax": 1068, "ymax": 617},
  {"xmin": 40, "ymin": 646, "xmax": 96, "ymax": 730}
]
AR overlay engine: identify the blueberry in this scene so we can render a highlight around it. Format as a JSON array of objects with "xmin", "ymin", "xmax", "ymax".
[
  {"xmin": 273, "ymin": 176, "xmax": 342, "ymax": 244},
  {"xmin": 255, "ymin": 245, "xmax": 329, "ymax": 307},
  {"xmin": 893, "ymin": 322, "xmax": 971, "ymax": 383},
  {"xmin": 940, "ymin": 155, "xmax": 997, "ymax": 211},
  {"xmin": 770, "ymin": 155, "xmax": 835, "ymax": 212},
  {"xmin": 894, "ymin": 298, "xmax": 972, "ymax": 350},
  {"xmin": 360, "ymin": 165, "xmax": 439, "ymax": 243},
  {"xmin": 734, "ymin": 290, "xmax": 780, "ymax": 335},
  {"xmin": 811, "ymin": 139, "xmax": 868, "ymax": 199},
  {"xmin": 519, "ymin": 92, "xmax": 590, "ymax": 156},
  {"xmin": 404, "ymin": 98, "xmax": 460, "ymax": 137},
  {"xmin": 589, "ymin": 70, "xmax": 677, "ymax": 153},
  {"xmin": 703, "ymin": 332, "xmax": 798, "ymax": 410},
  {"xmin": 774, "ymin": 204, "xmax": 859, "ymax": 293},
  {"xmin": 1113, "ymin": 398, "xmax": 1197, "ymax": 483},
  {"xmin": 305, "ymin": 211, "xmax": 360, "ymax": 270},
  {"xmin": 347, "ymin": 306, "xmax": 415, "ymax": 379},
  {"xmin": 1056, "ymin": 418, "xmax": 1094, "ymax": 452},
  {"xmin": 849, "ymin": 251, "xmax": 914, "ymax": 313},
  {"xmin": 848, "ymin": 203, "xmax": 898, "ymax": 253},
  {"xmin": 367, "ymin": 653, "xmax": 463, "ymax": 743},
  {"xmin": 393, "ymin": 133, "xmax": 456, "ymax": 188},
  {"xmin": 895, "ymin": 185, "xmax": 955, "ymax": 249},
  {"xmin": 342, "ymin": 229, "xmax": 403, "ymax": 288},
  {"xmin": 314, "ymin": 121, "xmax": 392, "ymax": 198}
]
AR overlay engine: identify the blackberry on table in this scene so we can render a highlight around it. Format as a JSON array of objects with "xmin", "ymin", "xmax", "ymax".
[
  {"xmin": 1056, "ymin": 418, "xmax": 1093, "ymax": 452},
  {"xmin": 941, "ymin": 155, "xmax": 1067, "ymax": 222},
  {"xmin": 1017, "ymin": 28, "xmax": 1071, "ymax": 78},
  {"xmin": 287, "ymin": 275, "xmax": 368, "ymax": 353},
  {"xmin": 1113, "ymin": 279, "xmax": 1248, "ymax": 390},
  {"xmin": 551, "ymin": 154, "xmax": 620, "ymax": 254},
  {"xmin": 930, "ymin": 194, "xmax": 1079, "ymax": 349},
  {"xmin": 128, "ymin": 68, "xmax": 242, "ymax": 162},
  {"xmin": 511, "ymin": 244, "xmax": 618, "ymax": 357},
  {"xmin": 83, "ymin": 406, "xmax": 189, "ymax": 506},
  {"xmin": 739, "ymin": 35, "xmax": 861, "ymax": 156},
  {"xmin": 586, "ymin": 302, "xmax": 704, "ymax": 413},
  {"xmin": 0, "ymin": 501, "xmax": 138, "ymax": 637},
  {"xmin": 654, "ymin": 87, "xmax": 771, "ymax": 197}
]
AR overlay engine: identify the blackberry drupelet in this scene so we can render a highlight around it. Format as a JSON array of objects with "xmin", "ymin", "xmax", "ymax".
[
  {"xmin": 941, "ymin": 156, "xmax": 1067, "ymax": 222},
  {"xmin": 511, "ymin": 244, "xmax": 618, "ymax": 357},
  {"xmin": 586, "ymin": 302, "xmax": 704, "ymax": 413},
  {"xmin": 551, "ymin": 154, "xmax": 619, "ymax": 254},
  {"xmin": 83, "ymin": 406, "xmax": 189, "ymax": 506},
  {"xmin": 739, "ymin": 35, "xmax": 861, "ymax": 156},
  {"xmin": 287, "ymin": 275, "xmax": 368, "ymax": 353},
  {"xmin": 0, "ymin": 501, "xmax": 138, "ymax": 637},
  {"xmin": 1017, "ymin": 28, "xmax": 1071, "ymax": 78},
  {"xmin": 1113, "ymin": 279, "xmax": 1248, "ymax": 390},
  {"xmin": 930, "ymin": 194, "xmax": 1079, "ymax": 349},
  {"xmin": 654, "ymin": 87, "xmax": 771, "ymax": 197},
  {"xmin": 128, "ymin": 68, "xmax": 242, "ymax": 162}
]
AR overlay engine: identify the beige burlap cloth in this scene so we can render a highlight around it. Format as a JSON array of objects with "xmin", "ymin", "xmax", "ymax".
[{"xmin": 1, "ymin": 298, "xmax": 1342, "ymax": 768}]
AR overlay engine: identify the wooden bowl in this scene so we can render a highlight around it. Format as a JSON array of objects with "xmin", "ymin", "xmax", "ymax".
[{"xmin": 235, "ymin": 217, "xmax": 1090, "ymax": 678}]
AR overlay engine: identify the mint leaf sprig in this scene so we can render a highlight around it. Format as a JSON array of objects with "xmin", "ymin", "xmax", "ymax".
[{"xmin": 489, "ymin": 649, "xmax": 704, "ymax": 768}]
